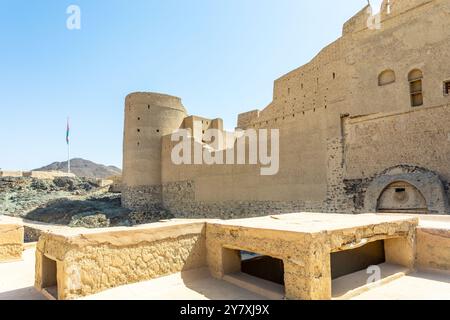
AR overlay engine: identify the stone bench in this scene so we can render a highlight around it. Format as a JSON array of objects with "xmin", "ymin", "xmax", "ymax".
[{"xmin": 34, "ymin": 220, "xmax": 208, "ymax": 300}]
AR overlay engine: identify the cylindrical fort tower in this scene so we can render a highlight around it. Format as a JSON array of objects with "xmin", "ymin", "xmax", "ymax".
[{"xmin": 122, "ymin": 92, "xmax": 187, "ymax": 211}]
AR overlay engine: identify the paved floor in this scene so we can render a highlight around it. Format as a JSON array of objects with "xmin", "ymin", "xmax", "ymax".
[
  {"xmin": 1, "ymin": 247, "xmax": 449, "ymax": 300},
  {"xmin": 0, "ymin": 248, "xmax": 46, "ymax": 300},
  {"xmin": 84, "ymin": 268, "xmax": 267, "ymax": 300},
  {"xmin": 352, "ymin": 270, "xmax": 450, "ymax": 300}
]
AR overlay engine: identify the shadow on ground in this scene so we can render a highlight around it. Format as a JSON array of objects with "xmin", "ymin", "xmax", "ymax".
[
  {"xmin": 24, "ymin": 194, "xmax": 173, "ymax": 228},
  {"xmin": 0, "ymin": 286, "xmax": 46, "ymax": 300},
  {"xmin": 25, "ymin": 195, "xmax": 130, "ymax": 228}
]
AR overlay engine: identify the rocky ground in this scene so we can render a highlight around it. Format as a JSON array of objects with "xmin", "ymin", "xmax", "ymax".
[{"xmin": 0, "ymin": 177, "xmax": 172, "ymax": 228}]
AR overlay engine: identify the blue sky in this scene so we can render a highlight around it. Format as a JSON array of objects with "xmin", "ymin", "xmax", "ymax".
[{"xmin": 0, "ymin": 0, "xmax": 368, "ymax": 170}]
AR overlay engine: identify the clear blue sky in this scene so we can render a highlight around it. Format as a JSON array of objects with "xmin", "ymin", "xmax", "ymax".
[{"xmin": 0, "ymin": 0, "xmax": 368, "ymax": 170}]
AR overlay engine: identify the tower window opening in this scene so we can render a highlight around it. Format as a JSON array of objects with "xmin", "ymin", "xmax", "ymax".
[
  {"xmin": 408, "ymin": 69, "xmax": 423, "ymax": 107},
  {"xmin": 444, "ymin": 81, "xmax": 450, "ymax": 95}
]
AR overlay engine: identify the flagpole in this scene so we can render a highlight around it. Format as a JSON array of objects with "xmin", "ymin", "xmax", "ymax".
[
  {"xmin": 68, "ymin": 140, "xmax": 71, "ymax": 174},
  {"xmin": 67, "ymin": 117, "xmax": 71, "ymax": 174}
]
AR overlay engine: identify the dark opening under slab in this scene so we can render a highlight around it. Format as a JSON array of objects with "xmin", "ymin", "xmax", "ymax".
[
  {"xmin": 240, "ymin": 251, "xmax": 285, "ymax": 285},
  {"xmin": 331, "ymin": 240, "xmax": 386, "ymax": 280}
]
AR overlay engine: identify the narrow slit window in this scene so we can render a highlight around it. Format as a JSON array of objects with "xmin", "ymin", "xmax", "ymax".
[
  {"xmin": 444, "ymin": 81, "xmax": 450, "ymax": 96},
  {"xmin": 408, "ymin": 69, "xmax": 423, "ymax": 107}
]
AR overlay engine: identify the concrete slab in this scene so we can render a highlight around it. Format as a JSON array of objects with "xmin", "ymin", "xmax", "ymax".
[{"xmin": 216, "ymin": 212, "xmax": 418, "ymax": 234}]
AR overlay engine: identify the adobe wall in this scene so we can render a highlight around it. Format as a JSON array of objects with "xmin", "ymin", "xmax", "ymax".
[
  {"xmin": 344, "ymin": 105, "xmax": 450, "ymax": 181},
  {"xmin": 0, "ymin": 171, "xmax": 76, "ymax": 179},
  {"xmin": 247, "ymin": 0, "xmax": 450, "ymax": 131},
  {"xmin": 23, "ymin": 171, "xmax": 76, "ymax": 179},
  {"xmin": 0, "ymin": 171, "xmax": 23, "ymax": 178},
  {"xmin": 160, "ymin": 107, "xmax": 355, "ymax": 218}
]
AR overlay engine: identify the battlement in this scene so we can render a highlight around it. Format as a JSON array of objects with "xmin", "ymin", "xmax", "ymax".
[
  {"xmin": 237, "ymin": 110, "xmax": 260, "ymax": 130},
  {"xmin": 343, "ymin": 0, "xmax": 434, "ymax": 35}
]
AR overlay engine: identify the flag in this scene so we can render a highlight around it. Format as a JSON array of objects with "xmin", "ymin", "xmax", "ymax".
[{"xmin": 66, "ymin": 118, "xmax": 70, "ymax": 145}]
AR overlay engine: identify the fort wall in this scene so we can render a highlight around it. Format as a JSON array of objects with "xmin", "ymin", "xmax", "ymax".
[{"xmin": 122, "ymin": 0, "xmax": 450, "ymax": 217}]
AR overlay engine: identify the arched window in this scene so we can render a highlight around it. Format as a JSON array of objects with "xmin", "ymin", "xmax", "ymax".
[
  {"xmin": 378, "ymin": 69, "xmax": 395, "ymax": 86},
  {"xmin": 408, "ymin": 69, "xmax": 423, "ymax": 107}
]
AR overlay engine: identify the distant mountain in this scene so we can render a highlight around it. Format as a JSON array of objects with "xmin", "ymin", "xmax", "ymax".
[{"xmin": 34, "ymin": 158, "xmax": 122, "ymax": 179}]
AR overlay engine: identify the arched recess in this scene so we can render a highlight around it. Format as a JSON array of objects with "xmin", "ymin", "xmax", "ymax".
[
  {"xmin": 378, "ymin": 69, "xmax": 396, "ymax": 86},
  {"xmin": 364, "ymin": 166, "xmax": 449, "ymax": 214},
  {"xmin": 376, "ymin": 181, "xmax": 427, "ymax": 214}
]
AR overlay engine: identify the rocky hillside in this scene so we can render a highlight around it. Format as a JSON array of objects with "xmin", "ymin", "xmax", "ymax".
[
  {"xmin": 0, "ymin": 176, "xmax": 171, "ymax": 228},
  {"xmin": 34, "ymin": 158, "xmax": 121, "ymax": 179}
]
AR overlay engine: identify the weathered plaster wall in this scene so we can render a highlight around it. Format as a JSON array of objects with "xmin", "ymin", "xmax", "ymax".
[
  {"xmin": 161, "ymin": 109, "xmax": 330, "ymax": 210},
  {"xmin": 162, "ymin": 181, "xmax": 326, "ymax": 219},
  {"xmin": 0, "ymin": 222, "xmax": 24, "ymax": 262},
  {"xmin": 416, "ymin": 226, "xmax": 450, "ymax": 272},
  {"xmin": 344, "ymin": 105, "xmax": 450, "ymax": 181}
]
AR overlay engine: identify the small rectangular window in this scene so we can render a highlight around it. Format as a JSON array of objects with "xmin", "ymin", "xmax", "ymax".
[{"xmin": 444, "ymin": 81, "xmax": 450, "ymax": 96}]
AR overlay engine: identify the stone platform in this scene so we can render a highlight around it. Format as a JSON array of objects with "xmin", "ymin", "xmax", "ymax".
[
  {"xmin": 33, "ymin": 213, "xmax": 419, "ymax": 300},
  {"xmin": 207, "ymin": 213, "xmax": 418, "ymax": 300}
]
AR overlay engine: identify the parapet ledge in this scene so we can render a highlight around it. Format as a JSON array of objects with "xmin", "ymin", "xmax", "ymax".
[{"xmin": 36, "ymin": 219, "xmax": 217, "ymax": 248}]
